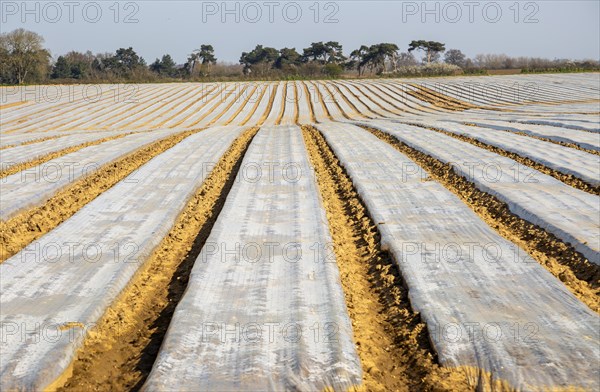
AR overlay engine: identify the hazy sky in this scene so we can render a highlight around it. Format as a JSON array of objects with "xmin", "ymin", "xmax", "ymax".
[{"xmin": 2, "ymin": 0, "xmax": 599, "ymax": 64}]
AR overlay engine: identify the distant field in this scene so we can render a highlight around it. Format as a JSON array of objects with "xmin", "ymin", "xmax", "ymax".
[
  {"xmin": 1, "ymin": 73, "xmax": 599, "ymax": 391},
  {"xmin": 486, "ymin": 68, "xmax": 523, "ymax": 75}
]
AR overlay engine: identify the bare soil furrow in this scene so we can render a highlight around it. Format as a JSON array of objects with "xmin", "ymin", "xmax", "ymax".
[
  {"xmin": 54, "ymin": 127, "xmax": 258, "ymax": 391},
  {"xmin": 0, "ymin": 129, "xmax": 201, "ymax": 262},
  {"xmin": 403, "ymin": 122, "xmax": 600, "ymax": 195},
  {"xmin": 363, "ymin": 126, "xmax": 600, "ymax": 313},
  {"xmin": 302, "ymin": 125, "xmax": 475, "ymax": 392},
  {"xmin": 0, "ymin": 132, "xmax": 135, "ymax": 179},
  {"xmin": 463, "ymin": 122, "xmax": 600, "ymax": 156}
]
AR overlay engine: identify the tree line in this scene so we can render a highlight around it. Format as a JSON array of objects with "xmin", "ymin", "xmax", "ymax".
[{"xmin": 1, "ymin": 28, "xmax": 598, "ymax": 85}]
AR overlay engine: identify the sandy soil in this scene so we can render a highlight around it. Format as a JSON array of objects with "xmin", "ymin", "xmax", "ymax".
[
  {"xmin": 463, "ymin": 123, "xmax": 600, "ymax": 156},
  {"xmin": 407, "ymin": 122, "xmax": 600, "ymax": 195},
  {"xmin": 55, "ymin": 127, "xmax": 259, "ymax": 391},
  {"xmin": 302, "ymin": 125, "xmax": 476, "ymax": 391},
  {"xmin": 0, "ymin": 101, "xmax": 31, "ymax": 110},
  {"xmin": 366, "ymin": 126, "xmax": 600, "ymax": 314},
  {"xmin": 256, "ymin": 84, "xmax": 279, "ymax": 126},
  {"xmin": 0, "ymin": 134, "xmax": 70, "ymax": 151},
  {"xmin": 0, "ymin": 129, "xmax": 200, "ymax": 262},
  {"xmin": 0, "ymin": 132, "xmax": 135, "ymax": 179},
  {"xmin": 300, "ymin": 82, "xmax": 318, "ymax": 123},
  {"xmin": 405, "ymin": 84, "xmax": 479, "ymax": 111}
]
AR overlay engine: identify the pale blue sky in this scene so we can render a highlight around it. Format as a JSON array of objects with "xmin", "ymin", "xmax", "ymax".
[{"xmin": 1, "ymin": 0, "xmax": 599, "ymax": 64}]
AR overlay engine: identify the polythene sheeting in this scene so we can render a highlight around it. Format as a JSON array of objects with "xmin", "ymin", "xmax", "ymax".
[
  {"xmin": 0, "ymin": 130, "xmax": 127, "ymax": 168},
  {"xmin": 359, "ymin": 119, "xmax": 600, "ymax": 265},
  {"xmin": 318, "ymin": 122, "xmax": 599, "ymax": 391},
  {"xmin": 0, "ymin": 126, "xmax": 243, "ymax": 390},
  {"xmin": 461, "ymin": 120, "xmax": 600, "ymax": 151},
  {"xmin": 144, "ymin": 126, "xmax": 362, "ymax": 391},
  {"xmin": 0, "ymin": 128, "xmax": 184, "ymax": 220},
  {"xmin": 402, "ymin": 119, "xmax": 600, "ymax": 186}
]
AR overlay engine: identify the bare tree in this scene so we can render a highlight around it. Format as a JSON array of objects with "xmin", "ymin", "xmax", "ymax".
[
  {"xmin": 396, "ymin": 52, "xmax": 418, "ymax": 67},
  {"xmin": 444, "ymin": 49, "xmax": 466, "ymax": 67}
]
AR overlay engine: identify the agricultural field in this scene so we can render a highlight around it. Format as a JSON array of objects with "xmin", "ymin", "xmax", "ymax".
[{"xmin": 1, "ymin": 73, "xmax": 599, "ymax": 391}]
